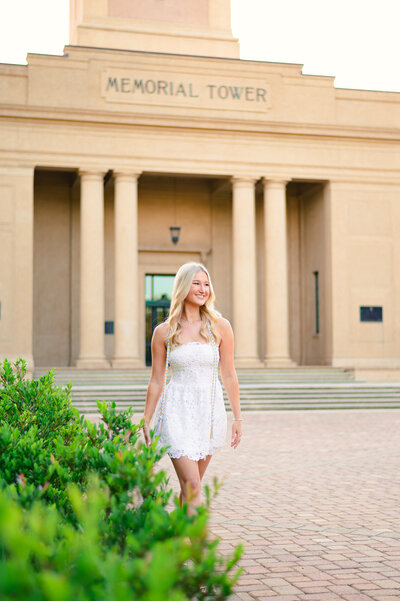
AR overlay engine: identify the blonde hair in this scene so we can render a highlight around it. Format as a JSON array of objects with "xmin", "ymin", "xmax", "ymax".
[{"xmin": 167, "ymin": 262, "xmax": 221, "ymax": 347}]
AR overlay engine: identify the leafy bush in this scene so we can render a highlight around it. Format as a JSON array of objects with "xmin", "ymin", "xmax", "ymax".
[
  {"xmin": 0, "ymin": 358, "xmax": 242, "ymax": 600},
  {"xmin": 0, "ymin": 478, "xmax": 242, "ymax": 601},
  {"xmin": 0, "ymin": 358, "xmax": 169, "ymax": 525}
]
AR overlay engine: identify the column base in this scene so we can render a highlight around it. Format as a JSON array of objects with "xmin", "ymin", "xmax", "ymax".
[
  {"xmin": 76, "ymin": 357, "xmax": 110, "ymax": 369},
  {"xmin": 264, "ymin": 357, "xmax": 297, "ymax": 368},
  {"xmin": 111, "ymin": 357, "xmax": 144, "ymax": 369},
  {"xmin": 234, "ymin": 357, "xmax": 264, "ymax": 368}
]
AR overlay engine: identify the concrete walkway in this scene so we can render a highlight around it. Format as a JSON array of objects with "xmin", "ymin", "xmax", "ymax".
[{"xmin": 159, "ymin": 410, "xmax": 400, "ymax": 601}]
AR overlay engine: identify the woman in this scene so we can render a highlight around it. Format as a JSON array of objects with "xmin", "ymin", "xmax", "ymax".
[{"xmin": 143, "ymin": 262, "xmax": 242, "ymax": 514}]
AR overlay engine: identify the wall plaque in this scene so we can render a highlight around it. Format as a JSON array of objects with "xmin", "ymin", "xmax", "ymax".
[{"xmin": 360, "ymin": 306, "xmax": 383, "ymax": 322}]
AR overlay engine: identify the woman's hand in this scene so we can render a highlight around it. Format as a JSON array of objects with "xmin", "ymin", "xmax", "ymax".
[
  {"xmin": 143, "ymin": 421, "xmax": 151, "ymax": 447},
  {"xmin": 231, "ymin": 420, "xmax": 242, "ymax": 449}
]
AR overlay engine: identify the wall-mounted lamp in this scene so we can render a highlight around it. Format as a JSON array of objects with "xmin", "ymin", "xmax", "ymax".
[
  {"xmin": 170, "ymin": 177, "xmax": 181, "ymax": 244},
  {"xmin": 169, "ymin": 225, "xmax": 181, "ymax": 244}
]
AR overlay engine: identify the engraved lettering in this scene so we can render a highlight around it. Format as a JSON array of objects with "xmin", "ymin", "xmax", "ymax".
[
  {"xmin": 157, "ymin": 80, "xmax": 168, "ymax": 95},
  {"xmin": 229, "ymin": 86, "xmax": 243, "ymax": 99},
  {"xmin": 133, "ymin": 79, "xmax": 144, "ymax": 93},
  {"xmin": 207, "ymin": 84, "xmax": 216, "ymax": 99},
  {"xmin": 103, "ymin": 72, "xmax": 269, "ymax": 110},
  {"xmin": 121, "ymin": 78, "xmax": 130, "ymax": 93},
  {"xmin": 189, "ymin": 83, "xmax": 199, "ymax": 98},
  {"xmin": 176, "ymin": 83, "xmax": 187, "ymax": 97},
  {"xmin": 256, "ymin": 88, "xmax": 267, "ymax": 102},
  {"xmin": 106, "ymin": 77, "xmax": 119, "ymax": 92},
  {"xmin": 145, "ymin": 80, "xmax": 156, "ymax": 94},
  {"xmin": 245, "ymin": 87, "xmax": 255, "ymax": 101},
  {"xmin": 218, "ymin": 85, "xmax": 228, "ymax": 99}
]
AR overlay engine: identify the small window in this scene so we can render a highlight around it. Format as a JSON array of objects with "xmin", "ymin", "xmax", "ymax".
[
  {"xmin": 313, "ymin": 271, "xmax": 320, "ymax": 334},
  {"xmin": 105, "ymin": 321, "xmax": 114, "ymax": 335}
]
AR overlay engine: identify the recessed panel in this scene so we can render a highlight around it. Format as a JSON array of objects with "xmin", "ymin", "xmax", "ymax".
[
  {"xmin": 349, "ymin": 240, "xmax": 392, "ymax": 288},
  {"xmin": 108, "ymin": 0, "xmax": 209, "ymax": 26},
  {"xmin": 0, "ymin": 231, "xmax": 13, "ymax": 342},
  {"xmin": 347, "ymin": 197, "xmax": 391, "ymax": 237},
  {"xmin": 0, "ymin": 186, "xmax": 14, "ymax": 224}
]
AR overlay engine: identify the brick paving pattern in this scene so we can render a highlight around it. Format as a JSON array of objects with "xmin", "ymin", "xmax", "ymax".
[{"xmin": 158, "ymin": 409, "xmax": 400, "ymax": 601}]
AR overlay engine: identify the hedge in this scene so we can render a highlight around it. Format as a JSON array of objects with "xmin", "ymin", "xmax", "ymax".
[{"xmin": 0, "ymin": 358, "xmax": 242, "ymax": 600}]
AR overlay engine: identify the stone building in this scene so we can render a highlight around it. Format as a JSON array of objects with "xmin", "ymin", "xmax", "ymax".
[{"xmin": 0, "ymin": 0, "xmax": 399, "ymax": 379}]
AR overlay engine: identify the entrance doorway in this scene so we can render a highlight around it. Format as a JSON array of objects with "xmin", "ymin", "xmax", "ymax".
[{"xmin": 145, "ymin": 274, "xmax": 174, "ymax": 365}]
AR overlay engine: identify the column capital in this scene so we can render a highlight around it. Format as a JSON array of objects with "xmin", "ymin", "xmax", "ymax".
[
  {"xmin": 79, "ymin": 168, "xmax": 107, "ymax": 180},
  {"xmin": 113, "ymin": 169, "xmax": 142, "ymax": 182},
  {"xmin": 262, "ymin": 177, "xmax": 290, "ymax": 188},
  {"xmin": 231, "ymin": 175, "xmax": 258, "ymax": 186}
]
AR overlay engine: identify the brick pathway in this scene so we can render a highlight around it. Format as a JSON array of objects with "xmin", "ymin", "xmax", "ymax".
[{"xmin": 158, "ymin": 410, "xmax": 400, "ymax": 601}]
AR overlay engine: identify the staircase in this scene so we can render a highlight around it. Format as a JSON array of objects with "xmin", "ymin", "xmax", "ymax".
[{"xmin": 33, "ymin": 367, "xmax": 400, "ymax": 413}]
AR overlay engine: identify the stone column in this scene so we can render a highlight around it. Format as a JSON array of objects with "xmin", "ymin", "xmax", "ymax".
[
  {"xmin": 263, "ymin": 178, "xmax": 294, "ymax": 366},
  {"xmin": 0, "ymin": 166, "xmax": 35, "ymax": 373},
  {"xmin": 76, "ymin": 170, "xmax": 109, "ymax": 368},
  {"xmin": 232, "ymin": 177, "xmax": 261, "ymax": 367},
  {"xmin": 112, "ymin": 171, "xmax": 142, "ymax": 368}
]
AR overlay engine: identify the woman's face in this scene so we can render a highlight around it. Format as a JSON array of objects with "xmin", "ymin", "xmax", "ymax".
[{"xmin": 185, "ymin": 270, "xmax": 210, "ymax": 306}]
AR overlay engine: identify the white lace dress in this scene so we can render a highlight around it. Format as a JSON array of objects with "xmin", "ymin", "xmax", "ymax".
[{"xmin": 153, "ymin": 342, "xmax": 227, "ymax": 461}]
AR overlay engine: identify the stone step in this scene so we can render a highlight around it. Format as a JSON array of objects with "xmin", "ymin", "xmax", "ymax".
[
  {"xmin": 74, "ymin": 401, "xmax": 400, "ymax": 414},
  {"xmin": 34, "ymin": 371, "xmax": 354, "ymax": 382},
  {"xmin": 71, "ymin": 393, "xmax": 400, "ymax": 401},
  {"xmin": 66, "ymin": 382, "xmax": 399, "ymax": 392},
  {"xmin": 73, "ymin": 394, "xmax": 400, "ymax": 405},
  {"xmin": 72, "ymin": 391, "xmax": 400, "ymax": 411},
  {"xmin": 31, "ymin": 366, "xmax": 400, "ymax": 413},
  {"xmin": 34, "ymin": 367, "xmax": 354, "ymax": 373},
  {"xmin": 67, "ymin": 385, "xmax": 400, "ymax": 397},
  {"xmin": 33, "ymin": 367, "xmax": 356, "ymax": 385},
  {"xmin": 64, "ymin": 381, "xmax": 399, "ymax": 390},
  {"xmin": 68, "ymin": 396, "xmax": 400, "ymax": 406}
]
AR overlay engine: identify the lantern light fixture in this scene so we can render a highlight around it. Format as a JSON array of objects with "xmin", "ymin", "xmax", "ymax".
[
  {"xmin": 169, "ymin": 225, "xmax": 181, "ymax": 244},
  {"xmin": 170, "ymin": 177, "xmax": 181, "ymax": 244}
]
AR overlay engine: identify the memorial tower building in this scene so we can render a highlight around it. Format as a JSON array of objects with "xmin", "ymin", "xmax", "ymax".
[{"xmin": 0, "ymin": 0, "xmax": 399, "ymax": 379}]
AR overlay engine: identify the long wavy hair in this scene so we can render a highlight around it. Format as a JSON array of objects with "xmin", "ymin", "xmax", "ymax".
[{"xmin": 167, "ymin": 262, "xmax": 221, "ymax": 347}]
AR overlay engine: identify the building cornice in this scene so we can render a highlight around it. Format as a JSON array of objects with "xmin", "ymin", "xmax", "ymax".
[{"xmin": 1, "ymin": 104, "xmax": 400, "ymax": 143}]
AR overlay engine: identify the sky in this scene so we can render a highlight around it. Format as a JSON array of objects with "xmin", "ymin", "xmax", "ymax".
[{"xmin": 0, "ymin": 0, "xmax": 399, "ymax": 93}]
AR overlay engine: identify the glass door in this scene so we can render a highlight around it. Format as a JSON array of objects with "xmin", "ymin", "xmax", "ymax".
[{"xmin": 145, "ymin": 274, "xmax": 174, "ymax": 366}]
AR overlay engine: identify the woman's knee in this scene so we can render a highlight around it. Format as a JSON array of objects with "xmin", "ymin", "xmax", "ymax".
[{"xmin": 182, "ymin": 475, "xmax": 201, "ymax": 497}]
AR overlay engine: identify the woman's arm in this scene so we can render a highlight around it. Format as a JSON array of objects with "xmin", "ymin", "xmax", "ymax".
[
  {"xmin": 142, "ymin": 322, "xmax": 168, "ymax": 445},
  {"xmin": 217, "ymin": 318, "xmax": 242, "ymax": 449}
]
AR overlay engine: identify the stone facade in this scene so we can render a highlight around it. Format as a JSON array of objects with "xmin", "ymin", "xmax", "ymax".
[{"xmin": 0, "ymin": 0, "xmax": 399, "ymax": 378}]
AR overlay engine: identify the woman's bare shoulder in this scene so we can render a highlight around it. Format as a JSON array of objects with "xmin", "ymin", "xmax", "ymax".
[
  {"xmin": 215, "ymin": 317, "xmax": 233, "ymax": 337},
  {"xmin": 152, "ymin": 321, "xmax": 169, "ymax": 344}
]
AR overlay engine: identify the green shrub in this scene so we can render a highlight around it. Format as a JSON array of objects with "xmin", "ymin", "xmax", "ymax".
[
  {"xmin": 0, "ymin": 358, "xmax": 167, "ymax": 524},
  {"xmin": 0, "ymin": 359, "xmax": 242, "ymax": 600},
  {"xmin": 0, "ymin": 478, "xmax": 242, "ymax": 601}
]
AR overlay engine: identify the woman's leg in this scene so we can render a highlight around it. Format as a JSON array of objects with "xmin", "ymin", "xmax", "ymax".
[
  {"xmin": 171, "ymin": 456, "xmax": 202, "ymax": 515},
  {"xmin": 198, "ymin": 455, "xmax": 212, "ymax": 481}
]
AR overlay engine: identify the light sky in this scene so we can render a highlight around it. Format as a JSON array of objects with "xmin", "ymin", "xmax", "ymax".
[{"xmin": 0, "ymin": 0, "xmax": 399, "ymax": 93}]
